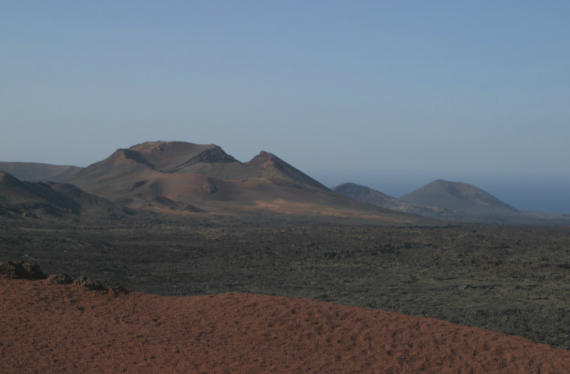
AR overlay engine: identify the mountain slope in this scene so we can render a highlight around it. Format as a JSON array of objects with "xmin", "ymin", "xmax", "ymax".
[
  {"xmin": 0, "ymin": 162, "xmax": 83, "ymax": 182},
  {"xmin": 332, "ymin": 183, "xmax": 455, "ymax": 218},
  {"xmin": 0, "ymin": 171, "xmax": 81, "ymax": 217},
  {"xmin": 0, "ymin": 171, "xmax": 128, "ymax": 220},
  {"xmin": 400, "ymin": 179, "xmax": 518, "ymax": 214},
  {"xmin": 332, "ymin": 183, "xmax": 402, "ymax": 209}
]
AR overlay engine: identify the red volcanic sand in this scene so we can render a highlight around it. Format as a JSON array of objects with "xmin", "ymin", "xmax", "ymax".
[{"xmin": 2, "ymin": 279, "xmax": 570, "ymax": 373}]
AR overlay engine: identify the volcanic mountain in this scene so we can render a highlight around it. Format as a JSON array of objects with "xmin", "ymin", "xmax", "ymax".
[
  {"xmin": 65, "ymin": 141, "xmax": 425, "ymax": 223},
  {"xmin": 332, "ymin": 183, "xmax": 454, "ymax": 218},
  {"xmin": 0, "ymin": 162, "xmax": 83, "ymax": 183},
  {"xmin": 400, "ymin": 179, "xmax": 519, "ymax": 214}
]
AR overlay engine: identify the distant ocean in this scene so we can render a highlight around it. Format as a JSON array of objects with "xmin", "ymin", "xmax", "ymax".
[
  {"xmin": 478, "ymin": 181, "xmax": 570, "ymax": 214},
  {"xmin": 313, "ymin": 171, "xmax": 570, "ymax": 214}
]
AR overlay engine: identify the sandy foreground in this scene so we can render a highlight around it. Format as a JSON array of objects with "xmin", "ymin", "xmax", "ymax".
[{"xmin": 1, "ymin": 279, "xmax": 569, "ymax": 373}]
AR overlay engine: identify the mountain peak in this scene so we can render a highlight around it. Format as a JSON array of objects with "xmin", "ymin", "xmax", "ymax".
[
  {"xmin": 0, "ymin": 171, "xmax": 22, "ymax": 187},
  {"xmin": 245, "ymin": 151, "xmax": 283, "ymax": 168},
  {"xmin": 111, "ymin": 149, "xmax": 156, "ymax": 168},
  {"xmin": 128, "ymin": 141, "xmax": 236, "ymax": 173}
]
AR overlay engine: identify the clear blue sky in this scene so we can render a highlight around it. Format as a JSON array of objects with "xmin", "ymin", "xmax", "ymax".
[{"xmin": 2, "ymin": 1, "xmax": 569, "ymax": 210}]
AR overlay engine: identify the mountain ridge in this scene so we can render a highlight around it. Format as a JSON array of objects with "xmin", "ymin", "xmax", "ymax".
[{"xmin": 62, "ymin": 141, "xmax": 422, "ymax": 223}]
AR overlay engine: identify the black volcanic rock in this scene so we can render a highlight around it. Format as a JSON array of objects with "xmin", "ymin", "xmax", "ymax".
[
  {"xmin": 48, "ymin": 273, "xmax": 73, "ymax": 285},
  {"xmin": 74, "ymin": 275, "xmax": 106, "ymax": 291},
  {"xmin": 0, "ymin": 261, "xmax": 47, "ymax": 280}
]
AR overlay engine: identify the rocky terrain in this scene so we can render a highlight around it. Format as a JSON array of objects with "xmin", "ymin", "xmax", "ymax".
[
  {"xmin": 2, "ymin": 216, "xmax": 570, "ymax": 351},
  {"xmin": 4, "ymin": 139, "xmax": 570, "ymax": 372}
]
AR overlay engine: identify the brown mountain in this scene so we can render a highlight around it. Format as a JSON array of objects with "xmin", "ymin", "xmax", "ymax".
[
  {"xmin": 128, "ymin": 141, "xmax": 329, "ymax": 190},
  {"xmin": 332, "ymin": 183, "xmax": 455, "ymax": 218},
  {"xmin": 400, "ymin": 179, "xmax": 519, "ymax": 214},
  {"xmin": 0, "ymin": 162, "xmax": 83, "ymax": 182},
  {"xmin": 65, "ymin": 141, "xmax": 426, "ymax": 223}
]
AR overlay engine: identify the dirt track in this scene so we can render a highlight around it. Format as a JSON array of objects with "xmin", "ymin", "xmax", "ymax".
[{"xmin": 2, "ymin": 216, "xmax": 570, "ymax": 350}]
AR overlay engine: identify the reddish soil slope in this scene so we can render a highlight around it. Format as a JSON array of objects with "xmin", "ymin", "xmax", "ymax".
[{"xmin": 2, "ymin": 278, "xmax": 570, "ymax": 374}]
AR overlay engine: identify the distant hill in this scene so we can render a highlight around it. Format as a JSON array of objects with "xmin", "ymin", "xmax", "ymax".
[
  {"xmin": 0, "ymin": 171, "xmax": 124, "ymax": 220},
  {"xmin": 332, "ymin": 181, "xmax": 570, "ymax": 225},
  {"xmin": 0, "ymin": 162, "xmax": 83, "ymax": 183},
  {"xmin": 64, "ymin": 141, "xmax": 427, "ymax": 223},
  {"xmin": 332, "ymin": 183, "xmax": 405, "ymax": 209},
  {"xmin": 0, "ymin": 171, "xmax": 80, "ymax": 218},
  {"xmin": 399, "ymin": 179, "xmax": 519, "ymax": 214},
  {"xmin": 332, "ymin": 183, "xmax": 456, "ymax": 218}
]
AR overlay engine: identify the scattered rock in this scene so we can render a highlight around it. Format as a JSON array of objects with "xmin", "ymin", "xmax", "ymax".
[
  {"xmin": 22, "ymin": 211, "xmax": 38, "ymax": 219},
  {"xmin": 185, "ymin": 204, "xmax": 204, "ymax": 213},
  {"xmin": 74, "ymin": 275, "xmax": 106, "ymax": 291},
  {"xmin": 48, "ymin": 273, "xmax": 73, "ymax": 285},
  {"xmin": 0, "ymin": 261, "xmax": 47, "ymax": 279},
  {"xmin": 202, "ymin": 182, "xmax": 217, "ymax": 194},
  {"xmin": 108, "ymin": 285, "xmax": 132, "ymax": 297},
  {"xmin": 122, "ymin": 207, "xmax": 136, "ymax": 215}
]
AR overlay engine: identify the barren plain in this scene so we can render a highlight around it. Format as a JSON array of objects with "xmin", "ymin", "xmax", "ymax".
[{"xmin": 3, "ymin": 215, "xmax": 570, "ymax": 351}]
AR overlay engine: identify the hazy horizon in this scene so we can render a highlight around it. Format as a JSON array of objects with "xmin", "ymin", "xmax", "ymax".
[
  {"xmin": 2, "ymin": 2, "xmax": 569, "ymax": 213},
  {"xmin": 311, "ymin": 170, "xmax": 570, "ymax": 214}
]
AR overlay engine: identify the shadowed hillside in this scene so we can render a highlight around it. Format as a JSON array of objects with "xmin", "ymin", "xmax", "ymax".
[
  {"xmin": 0, "ymin": 171, "xmax": 81, "ymax": 218},
  {"xmin": 332, "ymin": 182, "xmax": 455, "ymax": 218},
  {"xmin": 0, "ymin": 171, "xmax": 125, "ymax": 220},
  {"xmin": 0, "ymin": 162, "xmax": 82, "ymax": 182}
]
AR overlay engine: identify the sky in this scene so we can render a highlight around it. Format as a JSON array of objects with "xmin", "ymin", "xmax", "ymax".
[{"xmin": 2, "ymin": 1, "xmax": 570, "ymax": 211}]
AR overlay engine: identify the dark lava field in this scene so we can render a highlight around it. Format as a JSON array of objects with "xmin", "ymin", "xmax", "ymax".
[{"xmin": 2, "ymin": 215, "xmax": 570, "ymax": 349}]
